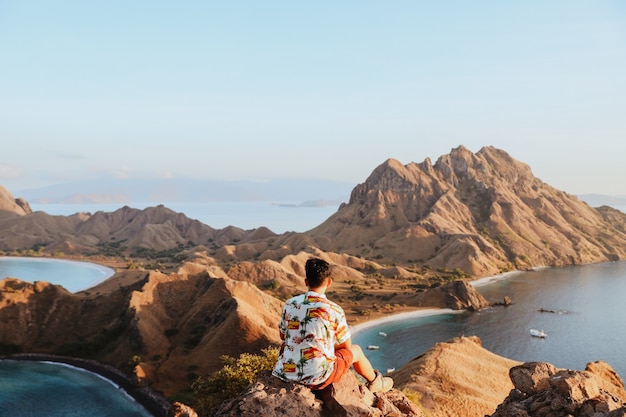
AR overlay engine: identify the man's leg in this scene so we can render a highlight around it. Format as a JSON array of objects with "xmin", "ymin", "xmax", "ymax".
[
  {"xmin": 349, "ymin": 344, "xmax": 394, "ymax": 393},
  {"xmin": 349, "ymin": 344, "xmax": 376, "ymax": 382}
]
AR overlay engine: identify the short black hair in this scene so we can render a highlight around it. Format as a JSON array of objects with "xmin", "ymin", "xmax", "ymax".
[{"xmin": 305, "ymin": 258, "xmax": 331, "ymax": 288}]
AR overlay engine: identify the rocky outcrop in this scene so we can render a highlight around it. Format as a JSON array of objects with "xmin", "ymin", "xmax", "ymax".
[
  {"xmin": 397, "ymin": 279, "xmax": 491, "ymax": 311},
  {"xmin": 214, "ymin": 370, "xmax": 424, "ymax": 417},
  {"xmin": 0, "ymin": 185, "xmax": 31, "ymax": 216},
  {"xmin": 490, "ymin": 361, "xmax": 626, "ymax": 417}
]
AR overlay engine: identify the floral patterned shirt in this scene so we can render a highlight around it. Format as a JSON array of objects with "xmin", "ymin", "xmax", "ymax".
[{"xmin": 272, "ymin": 291, "xmax": 351, "ymax": 387}]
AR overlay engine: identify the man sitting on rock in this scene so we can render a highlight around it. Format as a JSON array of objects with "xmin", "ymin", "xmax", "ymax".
[{"xmin": 272, "ymin": 257, "xmax": 393, "ymax": 393}]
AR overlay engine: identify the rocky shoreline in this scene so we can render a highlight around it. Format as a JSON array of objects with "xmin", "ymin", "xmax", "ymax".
[{"xmin": 1, "ymin": 353, "xmax": 172, "ymax": 417}]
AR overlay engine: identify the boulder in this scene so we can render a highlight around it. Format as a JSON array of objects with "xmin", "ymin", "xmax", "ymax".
[
  {"xmin": 214, "ymin": 370, "xmax": 425, "ymax": 417},
  {"xmin": 490, "ymin": 361, "xmax": 626, "ymax": 417}
]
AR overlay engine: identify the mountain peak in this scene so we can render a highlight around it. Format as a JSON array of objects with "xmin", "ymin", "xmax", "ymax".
[{"xmin": 310, "ymin": 146, "xmax": 626, "ymax": 277}]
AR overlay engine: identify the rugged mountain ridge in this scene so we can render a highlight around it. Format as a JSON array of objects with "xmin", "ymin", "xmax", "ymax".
[
  {"xmin": 303, "ymin": 145, "xmax": 626, "ymax": 276},
  {"xmin": 0, "ymin": 203, "xmax": 275, "ymax": 255},
  {"xmin": 2, "ymin": 146, "xmax": 626, "ymax": 281}
]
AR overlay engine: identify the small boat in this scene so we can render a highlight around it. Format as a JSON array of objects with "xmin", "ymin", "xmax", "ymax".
[
  {"xmin": 367, "ymin": 345, "xmax": 380, "ymax": 350},
  {"xmin": 379, "ymin": 332, "xmax": 387, "ymax": 337},
  {"xmin": 386, "ymin": 368, "xmax": 395, "ymax": 374},
  {"xmin": 530, "ymin": 329, "xmax": 547, "ymax": 338}
]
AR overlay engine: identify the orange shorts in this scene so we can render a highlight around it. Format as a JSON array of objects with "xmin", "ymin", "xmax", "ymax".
[{"xmin": 313, "ymin": 347, "xmax": 354, "ymax": 390}]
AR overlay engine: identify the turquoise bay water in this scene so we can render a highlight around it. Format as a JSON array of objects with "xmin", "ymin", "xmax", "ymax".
[
  {"xmin": 0, "ymin": 360, "xmax": 152, "ymax": 417},
  {"xmin": 353, "ymin": 261, "xmax": 626, "ymax": 377},
  {"xmin": 0, "ymin": 257, "xmax": 114, "ymax": 293}
]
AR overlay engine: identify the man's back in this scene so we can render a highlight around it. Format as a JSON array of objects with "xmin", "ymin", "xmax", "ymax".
[{"xmin": 272, "ymin": 291, "xmax": 350, "ymax": 386}]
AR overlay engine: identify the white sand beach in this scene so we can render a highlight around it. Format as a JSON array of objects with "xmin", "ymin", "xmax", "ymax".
[
  {"xmin": 350, "ymin": 308, "xmax": 461, "ymax": 336},
  {"xmin": 351, "ymin": 268, "xmax": 545, "ymax": 336}
]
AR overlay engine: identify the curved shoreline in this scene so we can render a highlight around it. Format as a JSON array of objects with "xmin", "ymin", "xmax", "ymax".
[
  {"xmin": 1, "ymin": 353, "xmax": 171, "ymax": 417},
  {"xmin": 0, "ymin": 256, "xmax": 116, "ymax": 293},
  {"xmin": 351, "ymin": 308, "xmax": 462, "ymax": 336},
  {"xmin": 350, "ymin": 269, "xmax": 528, "ymax": 336}
]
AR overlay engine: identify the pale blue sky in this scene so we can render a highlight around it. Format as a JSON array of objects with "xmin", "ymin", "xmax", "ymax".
[{"xmin": 1, "ymin": 1, "xmax": 625, "ymax": 195}]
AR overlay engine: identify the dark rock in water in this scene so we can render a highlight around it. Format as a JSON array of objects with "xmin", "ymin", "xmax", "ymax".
[
  {"xmin": 490, "ymin": 361, "xmax": 626, "ymax": 417},
  {"xmin": 214, "ymin": 370, "xmax": 424, "ymax": 417},
  {"xmin": 493, "ymin": 295, "xmax": 512, "ymax": 307}
]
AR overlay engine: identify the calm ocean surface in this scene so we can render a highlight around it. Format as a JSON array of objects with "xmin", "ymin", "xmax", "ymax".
[
  {"xmin": 353, "ymin": 261, "xmax": 626, "ymax": 377},
  {"xmin": 0, "ymin": 360, "xmax": 152, "ymax": 417},
  {"xmin": 0, "ymin": 257, "xmax": 114, "ymax": 293}
]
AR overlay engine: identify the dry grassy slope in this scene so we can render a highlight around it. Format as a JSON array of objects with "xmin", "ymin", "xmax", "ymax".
[
  {"xmin": 301, "ymin": 145, "xmax": 626, "ymax": 276},
  {"xmin": 394, "ymin": 336, "xmax": 522, "ymax": 417},
  {"xmin": 0, "ymin": 277, "xmax": 142, "ymax": 359},
  {"xmin": 0, "ymin": 264, "xmax": 283, "ymax": 397},
  {"xmin": 0, "ymin": 201, "xmax": 274, "ymax": 254},
  {"xmin": 128, "ymin": 269, "xmax": 282, "ymax": 395}
]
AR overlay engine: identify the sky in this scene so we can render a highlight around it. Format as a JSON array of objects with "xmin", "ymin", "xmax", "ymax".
[{"xmin": 1, "ymin": 1, "xmax": 625, "ymax": 196}]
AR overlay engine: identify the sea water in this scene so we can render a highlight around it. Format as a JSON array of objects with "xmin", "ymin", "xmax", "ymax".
[
  {"xmin": 0, "ymin": 257, "xmax": 114, "ymax": 293},
  {"xmin": 353, "ymin": 261, "xmax": 626, "ymax": 377},
  {"xmin": 0, "ymin": 360, "xmax": 152, "ymax": 417}
]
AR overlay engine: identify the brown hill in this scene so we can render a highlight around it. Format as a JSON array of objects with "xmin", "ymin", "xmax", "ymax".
[
  {"xmin": 0, "ymin": 202, "xmax": 275, "ymax": 256},
  {"xmin": 0, "ymin": 276, "xmax": 142, "ymax": 358},
  {"xmin": 394, "ymin": 336, "xmax": 521, "ymax": 417},
  {"xmin": 0, "ymin": 265, "xmax": 283, "ymax": 397},
  {"xmin": 128, "ymin": 268, "xmax": 283, "ymax": 395},
  {"xmin": 298, "ymin": 145, "xmax": 626, "ymax": 276}
]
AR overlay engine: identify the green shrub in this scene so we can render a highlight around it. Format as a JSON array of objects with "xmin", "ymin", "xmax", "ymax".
[{"xmin": 191, "ymin": 346, "xmax": 279, "ymax": 416}]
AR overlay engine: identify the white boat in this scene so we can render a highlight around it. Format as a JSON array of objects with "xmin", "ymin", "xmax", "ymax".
[
  {"xmin": 367, "ymin": 345, "xmax": 380, "ymax": 350},
  {"xmin": 530, "ymin": 329, "xmax": 547, "ymax": 338},
  {"xmin": 386, "ymin": 368, "xmax": 395, "ymax": 374},
  {"xmin": 379, "ymin": 332, "xmax": 387, "ymax": 337}
]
